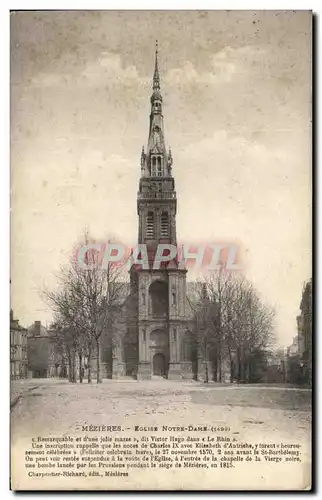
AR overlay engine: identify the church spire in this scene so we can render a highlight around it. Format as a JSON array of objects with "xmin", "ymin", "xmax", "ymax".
[
  {"xmin": 137, "ymin": 42, "xmax": 177, "ymax": 246},
  {"xmin": 150, "ymin": 40, "xmax": 162, "ymax": 106},
  {"xmin": 139, "ymin": 42, "xmax": 174, "ymax": 178},
  {"xmin": 153, "ymin": 40, "xmax": 160, "ymax": 91}
]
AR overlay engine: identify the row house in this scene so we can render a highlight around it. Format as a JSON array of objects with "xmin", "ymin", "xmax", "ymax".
[{"xmin": 10, "ymin": 310, "xmax": 28, "ymax": 379}]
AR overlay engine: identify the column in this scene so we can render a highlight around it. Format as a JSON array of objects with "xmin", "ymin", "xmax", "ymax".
[
  {"xmin": 168, "ymin": 326, "xmax": 182, "ymax": 380},
  {"xmin": 112, "ymin": 338, "xmax": 126, "ymax": 380}
]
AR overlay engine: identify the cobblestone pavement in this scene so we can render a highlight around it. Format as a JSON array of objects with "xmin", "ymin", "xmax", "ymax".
[{"xmin": 11, "ymin": 378, "xmax": 311, "ymax": 490}]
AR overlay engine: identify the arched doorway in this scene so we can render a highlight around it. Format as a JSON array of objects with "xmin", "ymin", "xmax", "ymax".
[
  {"xmin": 153, "ymin": 353, "xmax": 166, "ymax": 377},
  {"xmin": 150, "ymin": 329, "xmax": 169, "ymax": 377}
]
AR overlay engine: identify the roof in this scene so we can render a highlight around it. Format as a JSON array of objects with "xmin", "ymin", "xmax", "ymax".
[
  {"xmin": 10, "ymin": 310, "xmax": 27, "ymax": 331},
  {"xmin": 10, "ymin": 319, "xmax": 27, "ymax": 332},
  {"xmin": 27, "ymin": 321, "xmax": 49, "ymax": 338}
]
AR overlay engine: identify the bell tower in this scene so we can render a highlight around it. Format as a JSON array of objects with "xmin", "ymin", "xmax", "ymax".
[
  {"xmin": 129, "ymin": 42, "xmax": 192, "ymax": 381},
  {"xmin": 138, "ymin": 41, "xmax": 176, "ymax": 246}
]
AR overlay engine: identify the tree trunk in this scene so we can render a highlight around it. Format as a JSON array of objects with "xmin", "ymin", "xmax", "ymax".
[
  {"xmin": 67, "ymin": 349, "xmax": 72, "ymax": 382},
  {"xmin": 204, "ymin": 360, "xmax": 209, "ymax": 383},
  {"xmin": 88, "ymin": 344, "xmax": 92, "ymax": 384},
  {"xmin": 96, "ymin": 338, "xmax": 102, "ymax": 383},
  {"xmin": 245, "ymin": 355, "xmax": 250, "ymax": 383},
  {"xmin": 240, "ymin": 349, "xmax": 246, "ymax": 383},
  {"xmin": 204, "ymin": 343, "xmax": 209, "ymax": 383},
  {"xmin": 237, "ymin": 347, "xmax": 242, "ymax": 383},
  {"xmin": 71, "ymin": 347, "xmax": 77, "ymax": 383},
  {"xmin": 79, "ymin": 353, "xmax": 83, "ymax": 383},
  {"xmin": 213, "ymin": 349, "xmax": 218, "ymax": 382},
  {"xmin": 228, "ymin": 349, "xmax": 234, "ymax": 383}
]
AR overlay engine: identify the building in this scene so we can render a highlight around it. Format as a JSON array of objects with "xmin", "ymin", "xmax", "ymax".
[
  {"xmin": 10, "ymin": 310, "xmax": 28, "ymax": 379},
  {"xmin": 121, "ymin": 44, "xmax": 193, "ymax": 380},
  {"xmin": 27, "ymin": 321, "xmax": 67, "ymax": 378},
  {"xmin": 66, "ymin": 45, "xmax": 279, "ymax": 384},
  {"xmin": 284, "ymin": 279, "xmax": 312, "ymax": 386},
  {"xmin": 298, "ymin": 279, "xmax": 312, "ymax": 385},
  {"xmin": 288, "ymin": 335, "xmax": 299, "ymax": 357}
]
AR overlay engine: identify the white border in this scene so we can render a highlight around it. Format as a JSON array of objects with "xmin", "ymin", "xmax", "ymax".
[{"xmin": 2, "ymin": 3, "xmax": 318, "ymax": 499}]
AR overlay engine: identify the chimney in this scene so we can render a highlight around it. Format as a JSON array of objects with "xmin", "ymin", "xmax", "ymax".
[{"xmin": 35, "ymin": 321, "xmax": 41, "ymax": 335}]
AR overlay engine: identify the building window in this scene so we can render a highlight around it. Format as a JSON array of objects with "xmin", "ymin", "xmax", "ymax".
[
  {"xmin": 151, "ymin": 156, "xmax": 157, "ymax": 176},
  {"xmin": 172, "ymin": 292, "xmax": 176, "ymax": 306},
  {"xmin": 142, "ymin": 292, "xmax": 146, "ymax": 306},
  {"xmin": 151, "ymin": 156, "xmax": 163, "ymax": 177},
  {"xmin": 173, "ymin": 329, "xmax": 177, "ymax": 342},
  {"xmin": 157, "ymin": 157, "xmax": 162, "ymax": 176},
  {"xmin": 146, "ymin": 211, "xmax": 154, "ymax": 239},
  {"xmin": 142, "ymin": 329, "xmax": 146, "ymax": 342},
  {"xmin": 161, "ymin": 212, "xmax": 169, "ymax": 238},
  {"xmin": 149, "ymin": 280, "xmax": 169, "ymax": 316}
]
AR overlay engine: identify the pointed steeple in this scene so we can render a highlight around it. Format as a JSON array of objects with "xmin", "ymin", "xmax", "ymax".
[
  {"xmin": 151, "ymin": 40, "xmax": 162, "ymax": 105},
  {"xmin": 139, "ymin": 41, "xmax": 175, "ymax": 179},
  {"xmin": 153, "ymin": 40, "xmax": 160, "ymax": 91},
  {"xmin": 140, "ymin": 146, "xmax": 146, "ymax": 173}
]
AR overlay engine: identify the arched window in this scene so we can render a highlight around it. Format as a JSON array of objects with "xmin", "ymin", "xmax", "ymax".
[
  {"xmin": 157, "ymin": 157, "xmax": 162, "ymax": 177},
  {"xmin": 160, "ymin": 212, "xmax": 169, "ymax": 238},
  {"xmin": 151, "ymin": 157, "xmax": 157, "ymax": 177},
  {"xmin": 146, "ymin": 211, "xmax": 154, "ymax": 239},
  {"xmin": 149, "ymin": 281, "xmax": 169, "ymax": 317}
]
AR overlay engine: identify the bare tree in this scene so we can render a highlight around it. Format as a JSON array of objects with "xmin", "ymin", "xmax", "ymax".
[
  {"xmin": 49, "ymin": 316, "xmax": 79, "ymax": 383},
  {"xmin": 187, "ymin": 279, "xmax": 221, "ymax": 383},
  {"xmin": 43, "ymin": 231, "xmax": 128, "ymax": 384},
  {"xmin": 188, "ymin": 269, "xmax": 275, "ymax": 384}
]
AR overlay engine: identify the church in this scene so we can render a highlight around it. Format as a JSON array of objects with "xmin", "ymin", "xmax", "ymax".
[{"xmin": 118, "ymin": 44, "xmax": 195, "ymax": 380}]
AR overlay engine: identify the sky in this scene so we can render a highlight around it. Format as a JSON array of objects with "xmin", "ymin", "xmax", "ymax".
[{"xmin": 10, "ymin": 10, "xmax": 311, "ymax": 345}]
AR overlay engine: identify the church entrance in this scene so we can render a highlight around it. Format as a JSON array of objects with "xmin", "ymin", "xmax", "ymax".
[
  {"xmin": 150, "ymin": 329, "xmax": 169, "ymax": 378},
  {"xmin": 153, "ymin": 353, "xmax": 166, "ymax": 377}
]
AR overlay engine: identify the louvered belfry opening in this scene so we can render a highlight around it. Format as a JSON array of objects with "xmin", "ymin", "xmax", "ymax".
[
  {"xmin": 151, "ymin": 156, "xmax": 156, "ymax": 176},
  {"xmin": 157, "ymin": 156, "xmax": 162, "ymax": 176},
  {"xmin": 160, "ymin": 211, "xmax": 169, "ymax": 238},
  {"xmin": 150, "ymin": 155, "xmax": 163, "ymax": 177},
  {"xmin": 146, "ymin": 211, "xmax": 155, "ymax": 239}
]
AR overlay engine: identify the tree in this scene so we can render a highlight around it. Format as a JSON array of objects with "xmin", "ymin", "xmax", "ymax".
[
  {"xmin": 43, "ymin": 232, "xmax": 128, "ymax": 383},
  {"xmin": 49, "ymin": 317, "xmax": 79, "ymax": 383},
  {"xmin": 188, "ymin": 269, "xmax": 275, "ymax": 383}
]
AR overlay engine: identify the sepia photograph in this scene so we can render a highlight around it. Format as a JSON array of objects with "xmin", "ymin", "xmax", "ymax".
[{"xmin": 10, "ymin": 10, "xmax": 312, "ymax": 490}]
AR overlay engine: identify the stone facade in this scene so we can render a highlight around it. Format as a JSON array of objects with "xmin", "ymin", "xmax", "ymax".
[
  {"xmin": 122, "ymin": 44, "xmax": 193, "ymax": 380},
  {"xmin": 10, "ymin": 310, "xmax": 28, "ymax": 380},
  {"xmin": 27, "ymin": 321, "xmax": 68, "ymax": 378},
  {"xmin": 298, "ymin": 279, "xmax": 312, "ymax": 385}
]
